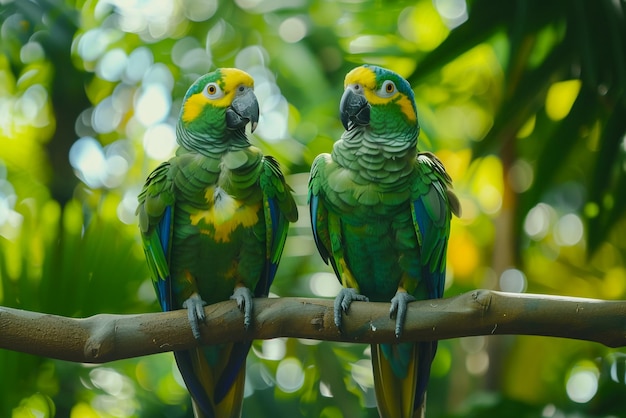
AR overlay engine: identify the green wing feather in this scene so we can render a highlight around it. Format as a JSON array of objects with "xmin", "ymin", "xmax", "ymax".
[
  {"xmin": 259, "ymin": 155, "xmax": 298, "ymax": 295},
  {"xmin": 411, "ymin": 151, "xmax": 461, "ymax": 296},
  {"xmin": 309, "ymin": 154, "xmax": 348, "ymax": 285}
]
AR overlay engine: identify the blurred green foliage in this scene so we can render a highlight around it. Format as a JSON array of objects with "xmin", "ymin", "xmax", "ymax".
[{"xmin": 1, "ymin": 0, "xmax": 626, "ymax": 417}]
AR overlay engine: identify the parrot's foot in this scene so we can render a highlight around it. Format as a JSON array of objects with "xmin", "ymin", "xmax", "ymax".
[
  {"xmin": 230, "ymin": 286, "xmax": 254, "ymax": 329},
  {"xmin": 389, "ymin": 291, "xmax": 416, "ymax": 338},
  {"xmin": 333, "ymin": 288, "xmax": 369, "ymax": 331},
  {"xmin": 182, "ymin": 293, "xmax": 208, "ymax": 340}
]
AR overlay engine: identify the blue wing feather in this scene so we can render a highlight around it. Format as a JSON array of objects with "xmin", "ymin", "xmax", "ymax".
[
  {"xmin": 309, "ymin": 184, "xmax": 342, "ymax": 280},
  {"xmin": 257, "ymin": 196, "xmax": 282, "ymax": 297},
  {"xmin": 254, "ymin": 198, "xmax": 280, "ymax": 297},
  {"xmin": 155, "ymin": 205, "xmax": 173, "ymax": 311},
  {"xmin": 257, "ymin": 156, "xmax": 296, "ymax": 298},
  {"xmin": 308, "ymin": 156, "xmax": 332, "ymax": 266},
  {"xmin": 412, "ymin": 196, "xmax": 446, "ymax": 300},
  {"xmin": 309, "ymin": 192, "xmax": 330, "ymax": 264}
]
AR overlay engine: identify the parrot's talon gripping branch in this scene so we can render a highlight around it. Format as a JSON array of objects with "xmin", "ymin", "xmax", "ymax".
[
  {"xmin": 390, "ymin": 291, "xmax": 417, "ymax": 338},
  {"xmin": 182, "ymin": 293, "xmax": 208, "ymax": 340},
  {"xmin": 230, "ymin": 287, "xmax": 254, "ymax": 329},
  {"xmin": 333, "ymin": 288, "xmax": 369, "ymax": 331}
]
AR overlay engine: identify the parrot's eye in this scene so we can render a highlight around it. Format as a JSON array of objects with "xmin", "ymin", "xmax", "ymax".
[
  {"xmin": 378, "ymin": 80, "xmax": 396, "ymax": 98},
  {"xmin": 203, "ymin": 83, "xmax": 224, "ymax": 99}
]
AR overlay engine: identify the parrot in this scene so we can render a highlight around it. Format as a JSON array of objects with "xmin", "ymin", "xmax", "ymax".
[
  {"xmin": 308, "ymin": 65, "xmax": 461, "ymax": 418},
  {"xmin": 137, "ymin": 68, "xmax": 298, "ymax": 418}
]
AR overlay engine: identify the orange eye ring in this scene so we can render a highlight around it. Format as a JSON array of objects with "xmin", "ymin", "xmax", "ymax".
[
  {"xmin": 385, "ymin": 82, "xmax": 394, "ymax": 93},
  {"xmin": 208, "ymin": 85, "xmax": 217, "ymax": 94}
]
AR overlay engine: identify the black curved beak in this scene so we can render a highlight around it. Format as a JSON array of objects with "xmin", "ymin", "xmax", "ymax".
[
  {"xmin": 226, "ymin": 86, "xmax": 260, "ymax": 132},
  {"xmin": 340, "ymin": 86, "xmax": 370, "ymax": 131}
]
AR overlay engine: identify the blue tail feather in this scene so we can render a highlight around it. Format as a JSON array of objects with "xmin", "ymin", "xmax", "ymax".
[
  {"xmin": 414, "ymin": 341, "xmax": 436, "ymax": 410},
  {"xmin": 174, "ymin": 350, "xmax": 215, "ymax": 418},
  {"xmin": 215, "ymin": 342, "xmax": 251, "ymax": 403}
]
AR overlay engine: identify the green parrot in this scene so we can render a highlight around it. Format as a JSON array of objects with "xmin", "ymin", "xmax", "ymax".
[
  {"xmin": 308, "ymin": 65, "xmax": 460, "ymax": 418},
  {"xmin": 137, "ymin": 68, "xmax": 298, "ymax": 418}
]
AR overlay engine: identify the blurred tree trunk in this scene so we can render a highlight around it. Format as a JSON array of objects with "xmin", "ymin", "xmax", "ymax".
[
  {"xmin": 41, "ymin": 1, "xmax": 90, "ymax": 204},
  {"xmin": 16, "ymin": 0, "xmax": 91, "ymax": 204},
  {"xmin": 485, "ymin": 134, "xmax": 518, "ymax": 390}
]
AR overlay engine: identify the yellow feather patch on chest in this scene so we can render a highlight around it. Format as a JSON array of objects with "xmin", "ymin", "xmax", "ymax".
[{"xmin": 189, "ymin": 186, "xmax": 260, "ymax": 243}]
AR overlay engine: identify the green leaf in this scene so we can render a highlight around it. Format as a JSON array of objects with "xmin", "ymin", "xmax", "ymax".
[
  {"xmin": 409, "ymin": 0, "xmax": 510, "ymax": 84},
  {"xmin": 520, "ymin": 87, "xmax": 598, "ymax": 223},
  {"xmin": 587, "ymin": 95, "xmax": 626, "ymax": 254},
  {"xmin": 474, "ymin": 41, "xmax": 572, "ymax": 159}
]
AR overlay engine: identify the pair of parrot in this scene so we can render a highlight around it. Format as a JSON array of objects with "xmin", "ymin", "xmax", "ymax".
[{"xmin": 137, "ymin": 65, "xmax": 460, "ymax": 418}]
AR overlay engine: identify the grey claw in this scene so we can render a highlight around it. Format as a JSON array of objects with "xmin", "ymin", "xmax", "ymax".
[
  {"xmin": 333, "ymin": 288, "xmax": 369, "ymax": 331},
  {"xmin": 182, "ymin": 293, "xmax": 208, "ymax": 340},
  {"xmin": 230, "ymin": 287, "xmax": 254, "ymax": 329},
  {"xmin": 389, "ymin": 291, "xmax": 416, "ymax": 338}
]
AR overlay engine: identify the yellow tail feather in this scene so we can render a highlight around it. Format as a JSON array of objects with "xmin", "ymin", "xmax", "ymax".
[
  {"xmin": 371, "ymin": 343, "xmax": 425, "ymax": 418},
  {"xmin": 189, "ymin": 346, "xmax": 247, "ymax": 418}
]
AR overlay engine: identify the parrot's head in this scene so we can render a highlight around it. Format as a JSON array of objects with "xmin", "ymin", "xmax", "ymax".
[
  {"xmin": 340, "ymin": 65, "xmax": 419, "ymax": 140},
  {"xmin": 178, "ymin": 68, "xmax": 259, "ymax": 147}
]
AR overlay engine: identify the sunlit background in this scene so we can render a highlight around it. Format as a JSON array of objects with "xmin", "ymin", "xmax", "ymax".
[{"xmin": 1, "ymin": 0, "xmax": 626, "ymax": 417}]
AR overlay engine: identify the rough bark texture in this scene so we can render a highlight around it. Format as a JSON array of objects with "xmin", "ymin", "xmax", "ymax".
[{"xmin": 1, "ymin": 290, "xmax": 625, "ymax": 363}]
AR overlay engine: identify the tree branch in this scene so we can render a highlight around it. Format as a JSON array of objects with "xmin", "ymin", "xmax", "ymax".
[{"xmin": 1, "ymin": 290, "xmax": 625, "ymax": 363}]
